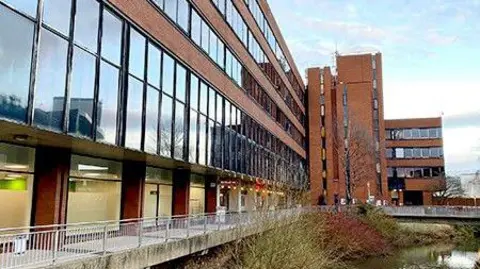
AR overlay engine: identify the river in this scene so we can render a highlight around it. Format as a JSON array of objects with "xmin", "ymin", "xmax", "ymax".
[{"xmin": 355, "ymin": 243, "xmax": 480, "ymax": 269}]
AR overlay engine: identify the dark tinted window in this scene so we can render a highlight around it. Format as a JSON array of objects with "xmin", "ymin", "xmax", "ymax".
[{"xmin": 0, "ymin": 6, "xmax": 34, "ymax": 122}]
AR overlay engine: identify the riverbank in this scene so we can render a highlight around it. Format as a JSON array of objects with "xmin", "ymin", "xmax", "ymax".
[{"xmin": 166, "ymin": 206, "xmax": 477, "ymax": 269}]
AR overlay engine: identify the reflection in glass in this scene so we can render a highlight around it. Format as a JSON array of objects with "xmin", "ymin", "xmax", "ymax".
[
  {"xmin": 208, "ymin": 88, "xmax": 216, "ymax": 120},
  {"xmin": 175, "ymin": 64, "xmax": 186, "ymax": 102},
  {"xmin": 213, "ymin": 122, "xmax": 222, "ymax": 167},
  {"xmin": 34, "ymin": 30, "xmax": 68, "ymax": 131},
  {"xmin": 68, "ymin": 48, "xmax": 95, "ymax": 138},
  {"xmin": 199, "ymin": 82, "xmax": 208, "ymax": 114},
  {"xmin": 147, "ymin": 43, "xmax": 161, "ymax": 88},
  {"xmin": 67, "ymin": 179, "xmax": 121, "ymax": 223},
  {"xmin": 189, "ymin": 174, "xmax": 205, "ymax": 215},
  {"xmin": 43, "ymin": 0, "xmax": 71, "ymax": 36},
  {"xmin": 74, "ymin": 0, "xmax": 99, "ymax": 52},
  {"xmin": 216, "ymin": 94, "xmax": 223, "ymax": 123},
  {"xmin": 217, "ymin": 42, "xmax": 225, "ymax": 68},
  {"xmin": 160, "ymin": 94, "xmax": 173, "ymax": 157},
  {"xmin": 101, "ymin": 10, "xmax": 122, "ymax": 65},
  {"xmin": 198, "ymin": 115, "xmax": 207, "ymax": 165},
  {"xmin": 3, "ymin": 0, "xmax": 37, "ymax": 17},
  {"xmin": 162, "ymin": 54, "xmax": 174, "ymax": 96},
  {"xmin": 207, "ymin": 120, "xmax": 214, "ymax": 166},
  {"xmin": 0, "ymin": 6, "xmax": 34, "ymax": 122},
  {"xmin": 164, "ymin": 0, "xmax": 177, "ymax": 21},
  {"xmin": 174, "ymin": 102, "xmax": 185, "ymax": 160},
  {"xmin": 201, "ymin": 21, "xmax": 209, "ymax": 53},
  {"xmin": 70, "ymin": 155, "xmax": 122, "ymax": 180},
  {"xmin": 191, "ymin": 9, "xmax": 201, "ymax": 46},
  {"xmin": 0, "ymin": 143, "xmax": 35, "ymax": 172},
  {"xmin": 129, "ymin": 29, "xmax": 145, "ymax": 78},
  {"xmin": 145, "ymin": 87, "xmax": 160, "ymax": 154},
  {"xmin": 144, "ymin": 167, "xmax": 173, "ymax": 217},
  {"xmin": 189, "ymin": 110, "xmax": 198, "ymax": 163},
  {"xmin": 209, "ymin": 29, "xmax": 217, "ymax": 62},
  {"xmin": 96, "ymin": 61, "xmax": 118, "ymax": 144},
  {"xmin": 125, "ymin": 76, "xmax": 143, "ymax": 150},
  {"xmin": 177, "ymin": 0, "xmax": 189, "ymax": 32},
  {"xmin": 190, "ymin": 74, "xmax": 199, "ymax": 110},
  {"xmin": 0, "ymin": 172, "xmax": 34, "ymax": 229}
]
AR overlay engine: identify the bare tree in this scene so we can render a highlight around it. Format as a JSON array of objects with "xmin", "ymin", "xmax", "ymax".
[
  {"xmin": 333, "ymin": 121, "xmax": 376, "ymax": 204},
  {"xmin": 432, "ymin": 175, "xmax": 464, "ymax": 204}
]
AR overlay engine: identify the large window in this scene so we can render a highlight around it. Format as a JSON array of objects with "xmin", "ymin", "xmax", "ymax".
[
  {"xmin": 68, "ymin": 155, "xmax": 122, "ymax": 223},
  {"xmin": 0, "ymin": 5, "xmax": 34, "ymax": 123},
  {"xmin": 144, "ymin": 167, "xmax": 172, "ymax": 218},
  {"xmin": 386, "ymin": 128, "xmax": 443, "ymax": 140},
  {"xmin": 189, "ymin": 174, "xmax": 205, "ymax": 215},
  {"xmin": 0, "ymin": 143, "xmax": 35, "ymax": 229},
  {"xmin": 33, "ymin": 29, "xmax": 68, "ymax": 131}
]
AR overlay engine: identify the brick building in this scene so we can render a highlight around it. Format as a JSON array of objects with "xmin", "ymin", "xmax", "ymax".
[
  {"xmin": 307, "ymin": 53, "xmax": 445, "ymax": 206},
  {"xmin": 386, "ymin": 118, "xmax": 445, "ymax": 205},
  {"xmin": 0, "ymin": 0, "xmax": 307, "ymax": 229}
]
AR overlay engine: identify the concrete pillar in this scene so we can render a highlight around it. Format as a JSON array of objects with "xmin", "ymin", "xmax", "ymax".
[
  {"xmin": 32, "ymin": 147, "xmax": 70, "ymax": 226},
  {"xmin": 172, "ymin": 169, "xmax": 190, "ymax": 215},
  {"xmin": 237, "ymin": 181, "xmax": 242, "ymax": 212},
  {"xmin": 121, "ymin": 161, "xmax": 146, "ymax": 220},
  {"xmin": 205, "ymin": 175, "xmax": 218, "ymax": 213}
]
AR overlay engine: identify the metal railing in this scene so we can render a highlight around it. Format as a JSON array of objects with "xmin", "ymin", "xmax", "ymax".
[
  {"xmin": 382, "ymin": 206, "xmax": 480, "ymax": 218},
  {"xmin": 0, "ymin": 207, "xmax": 310, "ymax": 269}
]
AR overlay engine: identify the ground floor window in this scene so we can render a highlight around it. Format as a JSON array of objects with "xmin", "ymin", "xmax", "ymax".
[
  {"xmin": 0, "ymin": 143, "xmax": 35, "ymax": 229},
  {"xmin": 189, "ymin": 174, "xmax": 205, "ymax": 215},
  {"xmin": 67, "ymin": 155, "xmax": 122, "ymax": 223},
  {"xmin": 144, "ymin": 167, "xmax": 173, "ymax": 218}
]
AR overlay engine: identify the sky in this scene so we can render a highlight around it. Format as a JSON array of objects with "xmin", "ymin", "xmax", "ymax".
[{"xmin": 269, "ymin": 0, "xmax": 480, "ymax": 175}]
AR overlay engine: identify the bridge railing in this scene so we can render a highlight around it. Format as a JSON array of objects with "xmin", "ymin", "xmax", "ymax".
[
  {"xmin": 0, "ymin": 207, "xmax": 311, "ymax": 269},
  {"xmin": 381, "ymin": 206, "xmax": 480, "ymax": 218}
]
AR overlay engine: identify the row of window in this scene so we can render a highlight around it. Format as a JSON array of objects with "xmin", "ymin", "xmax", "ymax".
[
  {"xmin": 386, "ymin": 128, "xmax": 442, "ymax": 140},
  {"xmin": 0, "ymin": 0, "xmax": 306, "ymax": 187},
  {"xmin": 371, "ymin": 55, "xmax": 382, "ymax": 190},
  {"xmin": 243, "ymin": 0, "xmax": 305, "ymax": 104},
  {"xmin": 211, "ymin": 0, "xmax": 304, "ymax": 125},
  {"xmin": 149, "ymin": 0, "xmax": 304, "ymax": 147},
  {"xmin": 387, "ymin": 167, "xmax": 444, "ymax": 179},
  {"xmin": 386, "ymin": 147, "xmax": 444, "ymax": 159}
]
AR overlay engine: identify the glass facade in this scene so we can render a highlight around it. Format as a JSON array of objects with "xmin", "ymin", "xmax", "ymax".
[
  {"xmin": 68, "ymin": 155, "xmax": 122, "ymax": 223},
  {"xmin": 0, "ymin": 143, "xmax": 35, "ymax": 229},
  {"xmin": 386, "ymin": 128, "xmax": 442, "ymax": 140},
  {"xmin": 387, "ymin": 147, "xmax": 444, "ymax": 159},
  {"xmin": 0, "ymin": 0, "xmax": 307, "ymax": 190}
]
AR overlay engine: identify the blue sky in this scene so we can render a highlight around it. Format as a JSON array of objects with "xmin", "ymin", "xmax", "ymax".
[{"xmin": 269, "ymin": 0, "xmax": 480, "ymax": 174}]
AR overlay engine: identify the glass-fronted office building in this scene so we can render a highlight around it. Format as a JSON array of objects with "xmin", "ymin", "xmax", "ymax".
[{"xmin": 0, "ymin": 0, "xmax": 307, "ymax": 227}]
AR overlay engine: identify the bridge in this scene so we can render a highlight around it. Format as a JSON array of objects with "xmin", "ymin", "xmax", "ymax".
[
  {"xmin": 0, "ymin": 206, "xmax": 479, "ymax": 269},
  {"xmin": 382, "ymin": 206, "xmax": 480, "ymax": 225}
]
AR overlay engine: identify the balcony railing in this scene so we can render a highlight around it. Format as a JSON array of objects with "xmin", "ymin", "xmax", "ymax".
[{"xmin": 0, "ymin": 208, "xmax": 311, "ymax": 269}]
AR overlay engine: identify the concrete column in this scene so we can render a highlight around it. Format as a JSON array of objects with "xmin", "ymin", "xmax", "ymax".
[
  {"xmin": 205, "ymin": 175, "xmax": 218, "ymax": 213},
  {"xmin": 172, "ymin": 169, "xmax": 190, "ymax": 215},
  {"xmin": 32, "ymin": 147, "xmax": 70, "ymax": 226},
  {"xmin": 237, "ymin": 181, "xmax": 242, "ymax": 212},
  {"xmin": 121, "ymin": 161, "xmax": 146, "ymax": 220}
]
